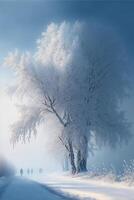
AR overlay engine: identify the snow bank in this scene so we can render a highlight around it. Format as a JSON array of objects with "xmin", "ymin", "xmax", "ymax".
[
  {"xmin": 0, "ymin": 157, "xmax": 15, "ymax": 177},
  {"xmin": 32, "ymin": 172, "xmax": 134, "ymax": 200}
]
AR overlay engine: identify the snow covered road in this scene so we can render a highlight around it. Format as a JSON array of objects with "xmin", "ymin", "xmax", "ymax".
[
  {"xmin": 33, "ymin": 174, "xmax": 134, "ymax": 200},
  {"xmin": 0, "ymin": 175, "xmax": 134, "ymax": 200},
  {"xmin": 0, "ymin": 177, "xmax": 77, "ymax": 200}
]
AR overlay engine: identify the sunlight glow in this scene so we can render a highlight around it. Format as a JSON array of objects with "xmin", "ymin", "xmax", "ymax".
[
  {"xmin": 0, "ymin": 91, "xmax": 62, "ymax": 172},
  {"xmin": 0, "ymin": 92, "xmax": 18, "ymax": 125},
  {"xmin": 0, "ymin": 91, "xmax": 18, "ymax": 156}
]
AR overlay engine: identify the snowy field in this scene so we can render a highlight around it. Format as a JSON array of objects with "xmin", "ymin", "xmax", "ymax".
[
  {"xmin": 32, "ymin": 173, "xmax": 134, "ymax": 200},
  {"xmin": 0, "ymin": 173, "xmax": 134, "ymax": 200}
]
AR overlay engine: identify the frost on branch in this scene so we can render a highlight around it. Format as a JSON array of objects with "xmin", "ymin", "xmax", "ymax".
[{"xmin": 11, "ymin": 106, "xmax": 42, "ymax": 145}]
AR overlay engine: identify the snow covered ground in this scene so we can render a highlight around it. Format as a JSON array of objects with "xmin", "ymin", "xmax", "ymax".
[
  {"xmin": 0, "ymin": 177, "xmax": 78, "ymax": 200},
  {"xmin": 32, "ymin": 173, "xmax": 134, "ymax": 200},
  {"xmin": 0, "ymin": 173, "xmax": 134, "ymax": 200},
  {"xmin": 0, "ymin": 177, "xmax": 12, "ymax": 198}
]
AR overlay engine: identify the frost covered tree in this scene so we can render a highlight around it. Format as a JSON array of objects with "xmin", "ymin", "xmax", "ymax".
[
  {"xmin": 4, "ymin": 21, "xmax": 130, "ymax": 174},
  {"xmin": 55, "ymin": 22, "xmax": 130, "ymax": 172}
]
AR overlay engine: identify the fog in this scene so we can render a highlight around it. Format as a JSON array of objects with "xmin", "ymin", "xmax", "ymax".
[
  {"xmin": 0, "ymin": 90, "xmax": 64, "ymax": 173},
  {"xmin": 89, "ymin": 96, "xmax": 134, "ymax": 173},
  {"xmin": 0, "ymin": 88, "xmax": 134, "ymax": 174}
]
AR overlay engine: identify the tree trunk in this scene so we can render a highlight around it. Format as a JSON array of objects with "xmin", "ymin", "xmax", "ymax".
[
  {"xmin": 68, "ymin": 140, "xmax": 76, "ymax": 174},
  {"xmin": 63, "ymin": 154, "xmax": 69, "ymax": 171},
  {"xmin": 76, "ymin": 150, "xmax": 87, "ymax": 173},
  {"xmin": 76, "ymin": 150, "xmax": 81, "ymax": 173},
  {"xmin": 76, "ymin": 136, "xmax": 88, "ymax": 173}
]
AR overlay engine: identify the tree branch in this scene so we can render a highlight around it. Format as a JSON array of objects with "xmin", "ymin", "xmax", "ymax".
[{"xmin": 59, "ymin": 136, "xmax": 70, "ymax": 152}]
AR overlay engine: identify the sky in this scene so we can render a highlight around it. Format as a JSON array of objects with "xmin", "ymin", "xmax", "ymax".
[
  {"xmin": 0, "ymin": 1, "xmax": 134, "ymax": 56},
  {"xmin": 0, "ymin": 1, "xmax": 134, "ymax": 81},
  {"xmin": 0, "ymin": 1, "xmax": 134, "ymax": 172},
  {"xmin": 0, "ymin": 1, "xmax": 134, "ymax": 85}
]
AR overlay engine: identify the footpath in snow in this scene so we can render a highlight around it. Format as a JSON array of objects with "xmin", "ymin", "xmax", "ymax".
[
  {"xmin": 0, "ymin": 177, "xmax": 78, "ymax": 200},
  {"xmin": 0, "ymin": 174, "xmax": 134, "ymax": 200},
  {"xmin": 32, "ymin": 173, "xmax": 134, "ymax": 200}
]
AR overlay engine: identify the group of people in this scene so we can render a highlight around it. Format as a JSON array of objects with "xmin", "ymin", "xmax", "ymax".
[{"xmin": 20, "ymin": 168, "xmax": 43, "ymax": 176}]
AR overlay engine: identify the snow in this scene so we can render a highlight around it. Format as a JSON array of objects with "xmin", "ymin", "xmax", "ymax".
[
  {"xmin": 32, "ymin": 173, "xmax": 134, "ymax": 200},
  {"xmin": 0, "ymin": 177, "xmax": 77, "ymax": 200},
  {"xmin": 0, "ymin": 173, "xmax": 134, "ymax": 200},
  {"xmin": 0, "ymin": 177, "xmax": 11, "ymax": 198}
]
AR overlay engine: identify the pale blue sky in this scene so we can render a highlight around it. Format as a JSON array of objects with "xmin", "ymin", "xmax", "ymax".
[
  {"xmin": 0, "ymin": 1, "xmax": 134, "ymax": 85},
  {"xmin": 0, "ymin": 1, "xmax": 134, "ymax": 55}
]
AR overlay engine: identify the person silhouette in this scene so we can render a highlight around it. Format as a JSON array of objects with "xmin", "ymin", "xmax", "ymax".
[
  {"xmin": 31, "ymin": 168, "xmax": 33, "ymax": 175},
  {"xmin": 39, "ymin": 168, "xmax": 43, "ymax": 174},
  {"xmin": 27, "ymin": 168, "xmax": 30, "ymax": 176},
  {"xmin": 20, "ymin": 168, "xmax": 23, "ymax": 176}
]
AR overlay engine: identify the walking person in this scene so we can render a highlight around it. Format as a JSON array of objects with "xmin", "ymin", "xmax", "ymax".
[
  {"xmin": 31, "ymin": 168, "xmax": 33, "ymax": 176},
  {"xmin": 27, "ymin": 168, "xmax": 30, "ymax": 176},
  {"xmin": 20, "ymin": 168, "xmax": 23, "ymax": 176}
]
